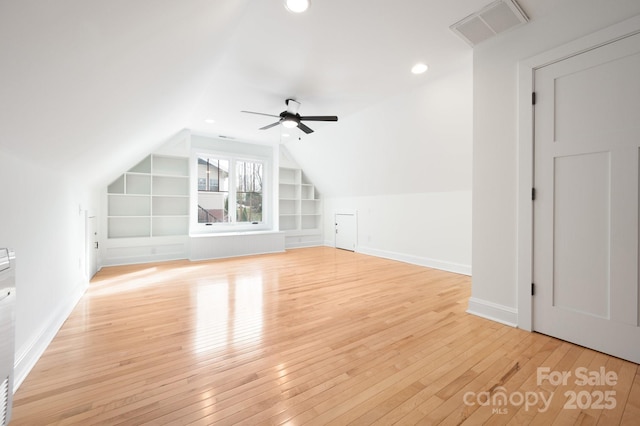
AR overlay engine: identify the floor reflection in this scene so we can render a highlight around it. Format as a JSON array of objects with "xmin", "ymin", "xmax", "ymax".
[
  {"xmin": 232, "ymin": 274, "xmax": 264, "ymax": 345},
  {"xmin": 194, "ymin": 272, "xmax": 264, "ymax": 354},
  {"xmin": 194, "ymin": 281, "xmax": 229, "ymax": 354}
]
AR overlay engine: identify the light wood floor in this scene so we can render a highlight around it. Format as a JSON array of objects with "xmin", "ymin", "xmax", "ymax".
[{"xmin": 11, "ymin": 247, "xmax": 640, "ymax": 425}]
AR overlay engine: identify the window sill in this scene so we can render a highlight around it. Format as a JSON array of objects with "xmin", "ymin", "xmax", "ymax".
[{"xmin": 189, "ymin": 230, "xmax": 282, "ymax": 238}]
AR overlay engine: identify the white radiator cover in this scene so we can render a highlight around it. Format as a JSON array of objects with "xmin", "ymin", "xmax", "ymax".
[
  {"xmin": 0, "ymin": 377, "xmax": 8, "ymax": 425},
  {"xmin": 0, "ymin": 249, "xmax": 15, "ymax": 426}
]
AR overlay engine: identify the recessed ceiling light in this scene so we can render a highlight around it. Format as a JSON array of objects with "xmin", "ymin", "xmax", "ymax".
[
  {"xmin": 204, "ymin": 118, "xmax": 215, "ymax": 124},
  {"xmin": 285, "ymin": 0, "xmax": 310, "ymax": 13},
  {"xmin": 411, "ymin": 63, "xmax": 429, "ymax": 74}
]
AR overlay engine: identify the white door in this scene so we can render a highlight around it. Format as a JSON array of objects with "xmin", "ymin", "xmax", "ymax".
[
  {"xmin": 86, "ymin": 213, "xmax": 98, "ymax": 279},
  {"xmin": 533, "ymin": 32, "xmax": 640, "ymax": 363},
  {"xmin": 335, "ymin": 213, "xmax": 356, "ymax": 251}
]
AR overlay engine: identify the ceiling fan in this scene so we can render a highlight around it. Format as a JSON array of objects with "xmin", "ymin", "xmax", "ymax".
[{"xmin": 241, "ymin": 99, "xmax": 338, "ymax": 134}]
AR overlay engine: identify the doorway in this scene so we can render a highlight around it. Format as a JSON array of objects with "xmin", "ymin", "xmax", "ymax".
[
  {"xmin": 335, "ymin": 213, "xmax": 357, "ymax": 251},
  {"xmin": 86, "ymin": 212, "xmax": 98, "ymax": 279}
]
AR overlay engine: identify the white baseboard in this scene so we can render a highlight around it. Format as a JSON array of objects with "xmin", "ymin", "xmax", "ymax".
[
  {"xmin": 14, "ymin": 280, "xmax": 88, "ymax": 391},
  {"xmin": 285, "ymin": 240, "xmax": 323, "ymax": 249},
  {"xmin": 467, "ymin": 297, "xmax": 518, "ymax": 327},
  {"xmin": 355, "ymin": 246, "xmax": 472, "ymax": 276}
]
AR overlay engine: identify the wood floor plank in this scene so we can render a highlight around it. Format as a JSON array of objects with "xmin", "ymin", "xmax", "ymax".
[{"xmin": 10, "ymin": 247, "xmax": 640, "ymax": 425}]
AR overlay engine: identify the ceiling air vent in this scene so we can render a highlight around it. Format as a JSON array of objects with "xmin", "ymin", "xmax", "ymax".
[{"xmin": 450, "ymin": 0, "xmax": 528, "ymax": 47}]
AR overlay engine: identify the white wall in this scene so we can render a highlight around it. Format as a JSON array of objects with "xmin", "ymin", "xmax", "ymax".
[
  {"xmin": 472, "ymin": 0, "xmax": 640, "ymax": 324},
  {"xmin": 286, "ymin": 66, "xmax": 473, "ymax": 274},
  {"xmin": 325, "ymin": 191, "xmax": 471, "ymax": 274},
  {"xmin": 0, "ymin": 149, "xmax": 97, "ymax": 389}
]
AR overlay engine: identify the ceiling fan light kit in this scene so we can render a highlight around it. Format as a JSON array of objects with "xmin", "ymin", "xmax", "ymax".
[
  {"xmin": 284, "ymin": 0, "xmax": 310, "ymax": 14},
  {"xmin": 282, "ymin": 118, "xmax": 298, "ymax": 128}
]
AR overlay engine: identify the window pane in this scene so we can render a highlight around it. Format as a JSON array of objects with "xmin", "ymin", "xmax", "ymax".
[
  {"xmin": 236, "ymin": 161, "xmax": 263, "ymax": 223},
  {"xmin": 197, "ymin": 157, "xmax": 229, "ymax": 223}
]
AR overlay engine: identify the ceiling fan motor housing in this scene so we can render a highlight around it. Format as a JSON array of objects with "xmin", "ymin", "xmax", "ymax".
[{"xmin": 281, "ymin": 111, "xmax": 300, "ymax": 128}]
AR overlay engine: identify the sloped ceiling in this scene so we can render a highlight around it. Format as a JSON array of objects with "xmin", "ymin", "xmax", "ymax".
[
  {"xmin": 0, "ymin": 0, "xmax": 249, "ymax": 184},
  {"xmin": 0, "ymin": 0, "xmax": 558, "ymax": 187}
]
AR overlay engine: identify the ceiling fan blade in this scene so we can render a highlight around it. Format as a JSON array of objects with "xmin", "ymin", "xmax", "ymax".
[
  {"xmin": 259, "ymin": 121, "xmax": 281, "ymax": 130},
  {"xmin": 241, "ymin": 110, "xmax": 280, "ymax": 118},
  {"xmin": 299, "ymin": 115, "xmax": 338, "ymax": 122},
  {"xmin": 298, "ymin": 122, "xmax": 314, "ymax": 134}
]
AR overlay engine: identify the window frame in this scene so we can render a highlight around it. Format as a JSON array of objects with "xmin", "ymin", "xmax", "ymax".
[{"xmin": 191, "ymin": 150, "xmax": 271, "ymax": 234}]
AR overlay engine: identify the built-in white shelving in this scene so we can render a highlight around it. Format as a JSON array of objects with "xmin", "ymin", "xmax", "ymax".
[
  {"xmin": 107, "ymin": 154, "xmax": 189, "ymax": 238},
  {"xmin": 279, "ymin": 167, "xmax": 322, "ymax": 247}
]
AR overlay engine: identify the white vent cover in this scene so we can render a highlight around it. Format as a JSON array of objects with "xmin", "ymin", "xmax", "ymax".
[{"xmin": 450, "ymin": 0, "xmax": 529, "ymax": 47}]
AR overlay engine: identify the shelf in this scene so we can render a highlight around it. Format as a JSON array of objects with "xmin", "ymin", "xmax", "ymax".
[
  {"xmin": 129, "ymin": 155, "xmax": 152, "ymax": 173},
  {"xmin": 279, "ymin": 215, "xmax": 299, "ymax": 231},
  {"xmin": 301, "ymin": 185, "xmax": 315, "ymax": 200},
  {"xmin": 108, "ymin": 195, "xmax": 151, "ymax": 216},
  {"xmin": 153, "ymin": 196, "xmax": 189, "ymax": 216},
  {"xmin": 152, "ymin": 155, "xmax": 189, "ymax": 177},
  {"xmin": 152, "ymin": 176, "xmax": 189, "ymax": 196},
  {"xmin": 279, "ymin": 199, "xmax": 297, "ymax": 216},
  {"xmin": 279, "ymin": 168, "xmax": 300, "ymax": 185},
  {"xmin": 301, "ymin": 202, "xmax": 320, "ymax": 215},
  {"xmin": 108, "ymin": 175, "xmax": 125, "ymax": 194},
  {"xmin": 278, "ymin": 167, "xmax": 322, "ymax": 236},
  {"xmin": 279, "ymin": 184, "xmax": 297, "ymax": 199},
  {"xmin": 126, "ymin": 174, "xmax": 151, "ymax": 195},
  {"xmin": 152, "ymin": 216, "xmax": 189, "ymax": 237},
  {"xmin": 108, "ymin": 217, "xmax": 151, "ymax": 238},
  {"xmin": 107, "ymin": 153, "xmax": 191, "ymax": 239},
  {"xmin": 301, "ymin": 215, "xmax": 321, "ymax": 230}
]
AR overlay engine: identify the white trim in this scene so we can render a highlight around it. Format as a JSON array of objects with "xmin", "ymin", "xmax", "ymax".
[
  {"xmin": 333, "ymin": 209, "xmax": 358, "ymax": 216},
  {"xmin": 14, "ymin": 280, "xmax": 88, "ymax": 391},
  {"xmin": 285, "ymin": 240, "xmax": 323, "ymax": 249},
  {"xmin": 357, "ymin": 246, "xmax": 471, "ymax": 276},
  {"xmin": 467, "ymin": 297, "xmax": 518, "ymax": 327},
  {"xmin": 516, "ymin": 14, "xmax": 640, "ymax": 332},
  {"xmin": 515, "ymin": 59, "xmax": 535, "ymax": 331}
]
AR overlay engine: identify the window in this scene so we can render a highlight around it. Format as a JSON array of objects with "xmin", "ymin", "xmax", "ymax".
[
  {"xmin": 196, "ymin": 155, "xmax": 266, "ymax": 230},
  {"xmin": 235, "ymin": 160, "xmax": 263, "ymax": 223},
  {"xmin": 197, "ymin": 158, "xmax": 229, "ymax": 223}
]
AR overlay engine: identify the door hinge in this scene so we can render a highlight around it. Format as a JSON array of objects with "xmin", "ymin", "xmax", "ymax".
[
  {"xmin": 532, "ymin": 188, "xmax": 536, "ymax": 200},
  {"xmin": 532, "ymin": 92, "xmax": 537, "ymax": 105},
  {"xmin": 531, "ymin": 283, "xmax": 535, "ymax": 296}
]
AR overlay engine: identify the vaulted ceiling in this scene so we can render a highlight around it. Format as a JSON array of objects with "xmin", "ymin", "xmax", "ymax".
[{"xmin": 0, "ymin": 0, "xmax": 557, "ymax": 186}]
